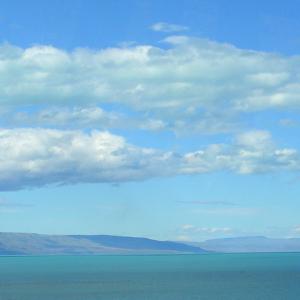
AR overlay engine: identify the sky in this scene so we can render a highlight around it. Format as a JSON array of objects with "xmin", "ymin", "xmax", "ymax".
[{"xmin": 0, "ymin": 0, "xmax": 300, "ymax": 241}]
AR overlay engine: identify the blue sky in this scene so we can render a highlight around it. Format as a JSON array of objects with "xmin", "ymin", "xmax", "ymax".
[{"xmin": 0, "ymin": 0, "xmax": 300, "ymax": 241}]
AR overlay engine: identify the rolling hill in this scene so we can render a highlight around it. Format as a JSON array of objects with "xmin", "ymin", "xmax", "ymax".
[
  {"xmin": 196, "ymin": 236, "xmax": 300, "ymax": 253},
  {"xmin": 0, "ymin": 233, "xmax": 206, "ymax": 255}
]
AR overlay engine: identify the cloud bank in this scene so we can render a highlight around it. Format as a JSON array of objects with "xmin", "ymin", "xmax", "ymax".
[
  {"xmin": 0, "ymin": 128, "xmax": 298, "ymax": 190},
  {"xmin": 0, "ymin": 37, "xmax": 299, "ymax": 190},
  {"xmin": 0, "ymin": 37, "xmax": 299, "ymax": 133}
]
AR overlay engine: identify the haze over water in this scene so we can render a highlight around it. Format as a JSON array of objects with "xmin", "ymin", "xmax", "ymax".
[{"xmin": 0, "ymin": 253, "xmax": 299, "ymax": 300}]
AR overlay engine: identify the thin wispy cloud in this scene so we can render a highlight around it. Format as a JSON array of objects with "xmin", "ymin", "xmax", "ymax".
[
  {"xmin": 193, "ymin": 207, "xmax": 259, "ymax": 216},
  {"xmin": 180, "ymin": 224, "xmax": 233, "ymax": 235},
  {"xmin": 0, "ymin": 198, "xmax": 33, "ymax": 213},
  {"xmin": 293, "ymin": 226, "xmax": 300, "ymax": 234},
  {"xmin": 176, "ymin": 225, "xmax": 234, "ymax": 242},
  {"xmin": 279, "ymin": 118, "xmax": 299, "ymax": 127},
  {"xmin": 7, "ymin": 106, "xmax": 166, "ymax": 132},
  {"xmin": 0, "ymin": 198, "xmax": 32, "ymax": 208},
  {"xmin": 150, "ymin": 22, "xmax": 189, "ymax": 32},
  {"xmin": 177, "ymin": 200, "xmax": 238, "ymax": 206}
]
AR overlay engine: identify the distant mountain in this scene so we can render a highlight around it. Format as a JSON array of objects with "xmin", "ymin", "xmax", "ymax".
[
  {"xmin": 0, "ymin": 233, "xmax": 206, "ymax": 255},
  {"xmin": 2, "ymin": 233, "xmax": 299, "ymax": 255},
  {"xmin": 196, "ymin": 236, "xmax": 300, "ymax": 253}
]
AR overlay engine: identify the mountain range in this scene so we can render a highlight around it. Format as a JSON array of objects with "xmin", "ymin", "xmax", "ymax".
[
  {"xmin": 0, "ymin": 233, "xmax": 206, "ymax": 255},
  {"xmin": 0, "ymin": 233, "xmax": 300, "ymax": 255},
  {"xmin": 196, "ymin": 236, "xmax": 300, "ymax": 253}
]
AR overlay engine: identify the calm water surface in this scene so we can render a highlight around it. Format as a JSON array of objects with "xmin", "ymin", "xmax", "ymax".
[{"xmin": 0, "ymin": 253, "xmax": 299, "ymax": 300}]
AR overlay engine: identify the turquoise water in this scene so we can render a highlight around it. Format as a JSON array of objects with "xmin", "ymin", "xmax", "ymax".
[{"xmin": 0, "ymin": 253, "xmax": 299, "ymax": 300}]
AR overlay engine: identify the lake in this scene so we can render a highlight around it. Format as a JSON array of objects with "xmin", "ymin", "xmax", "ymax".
[{"xmin": 0, "ymin": 253, "xmax": 299, "ymax": 299}]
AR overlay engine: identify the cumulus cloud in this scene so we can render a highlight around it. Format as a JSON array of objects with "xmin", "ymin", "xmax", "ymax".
[
  {"xmin": 0, "ymin": 128, "xmax": 298, "ymax": 190},
  {"xmin": 182, "ymin": 130, "xmax": 299, "ymax": 174},
  {"xmin": 0, "ymin": 128, "xmax": 178, "ymax": 190},
  {"xmin": 0, "ymin": 38, "xmax": 300, "ymax": 133},
  {"xmin": 150, "ymin": 22, "xmax": 189, "ymax": 33}
]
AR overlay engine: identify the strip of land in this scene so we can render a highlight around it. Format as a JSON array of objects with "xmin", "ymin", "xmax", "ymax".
[
  {"xmin": 0, "ymin": 233, "xmax": 207, "ymax": 255},
  {"xmin": 0, "ymin": 233, "xmax": 299, "ymax": 255}
]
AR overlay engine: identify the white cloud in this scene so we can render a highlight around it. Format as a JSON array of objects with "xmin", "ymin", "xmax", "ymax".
[
  {"xmin": 177, "ymin": 200, "xmax": 237, "ymax": 206},
  {"xmin": 3, "ymin": 106, "xmax": 232, "ymax": 135},
  {"xmin": 6, "ymin": 106, "xmax": 167, "ymax": 132},
  {"xmin": 176, "ymin": 235, "xmax": 192, "ymax": 242},
  {"xmin": 235, "ymin": 130, "xmax": 273, "ymax": 150},
  {"xmin": 293, "ymin": 226, "xmax": 300, "ymax": 234},
  {"xmin": 0, "ymin": 128, "xmax": 177, "ymax": 190},
  {"xmin": 192, "ymin": 207, "xmax": 259, "ymax": 216},
  {"xmin": 12, "ymin": 107, "xmax": 121, "ymax": 128},
  {"xmin": 150, "ymin": 22, "xmax": 189, "ymax": 33},
  {"xmin": 181, "ymin": 224, "xmax": 233, "ymax": 234},
  {"xmin": 178, "ymin": 224, "xmax": 235, "ymax": 241},
  {"xmin": 182, "ymin": 130, "xmax": 299, "ymax": 175},
  {"xmin": 181, "ymin": 224, "xmax": 195, "ymax": 230},
  {"xmin": 0, "ymin": 198, "xmax": 32, "ymax": 213},
  {"xmin": 0, "ymin": 128, "xmax": 298, "ymax": 190},
  {"xmin": 285, "ymin": 225, "xmax": 300, "ymax": 237},
  {"xmin": 279, "ymin": 118, "xmax": 298, "ymax": 127},
  {"xmin": 0, "ymin": 38, "xmax": 300, "ymax": 133},
  {"xmin": 197, "ymin": 227, "xmax": 232, "ymax": 234}
]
